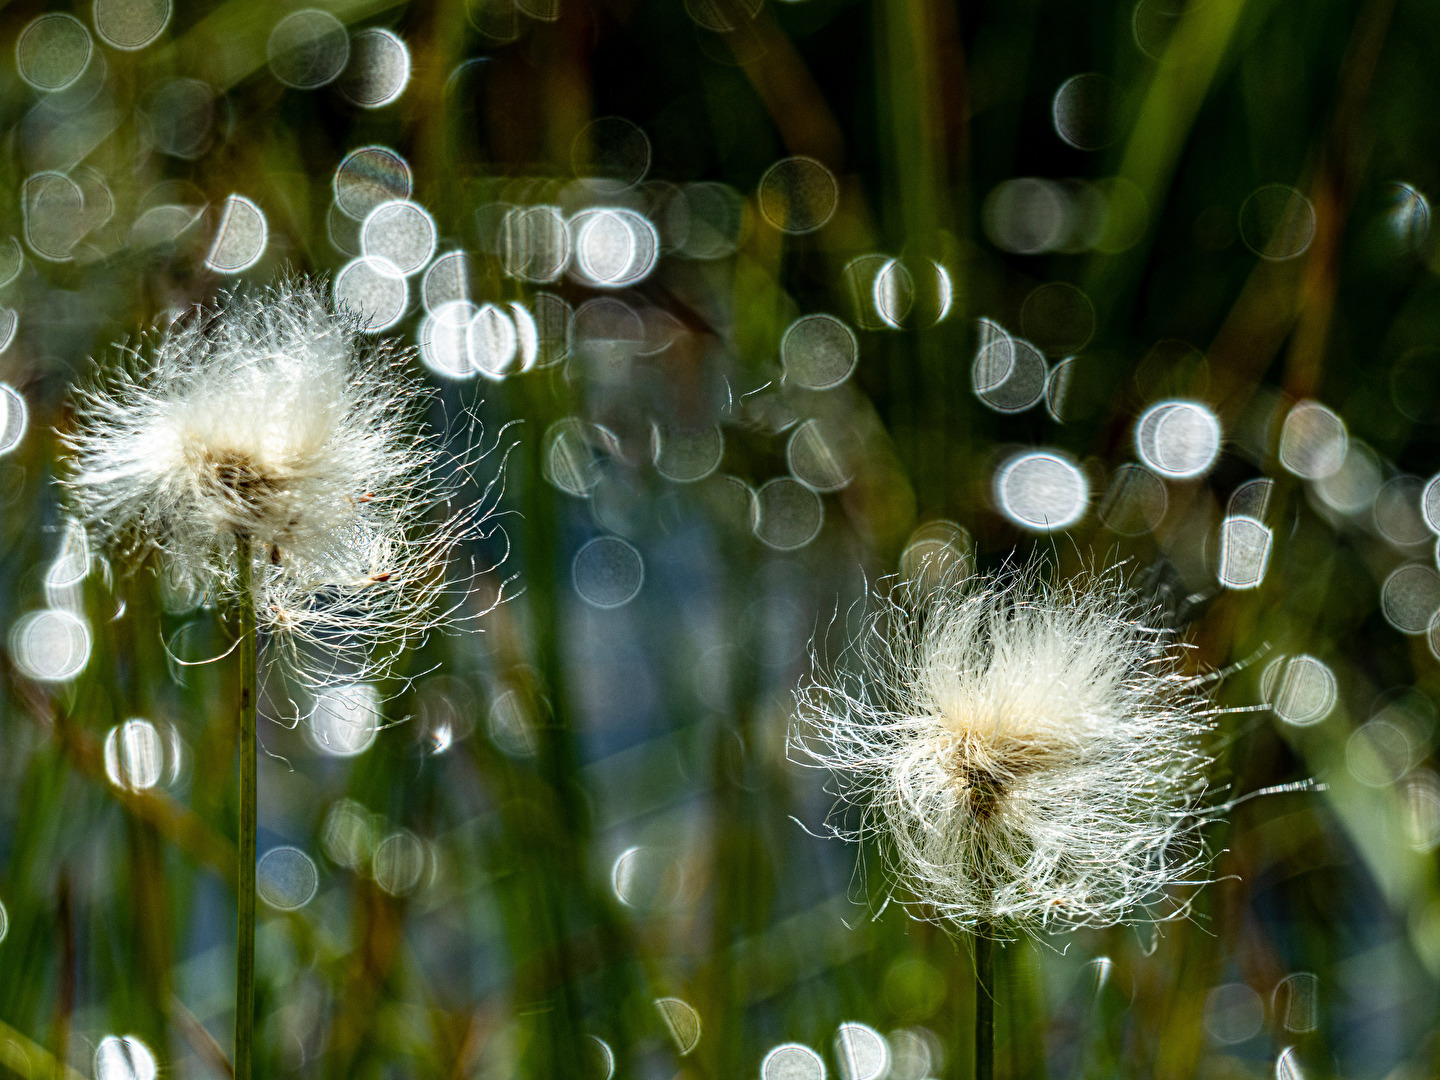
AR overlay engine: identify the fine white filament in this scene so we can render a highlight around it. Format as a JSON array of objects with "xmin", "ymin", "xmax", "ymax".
[
  {"xmin": 792, "ymin": 563, "xmax": 1220, "ymax": 937},
  {"xmin": 62, "ymin": 278, "xmax": 506, "ymax": 688}
]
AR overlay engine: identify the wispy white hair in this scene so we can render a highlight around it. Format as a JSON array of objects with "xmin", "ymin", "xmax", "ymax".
[
  {"xmin": 792, "ymin": 562, "xmax": 1221, "ymax": 937},
  {"xmin": 61, "ymin": 278, "xmax": 508, "ymax": 688}
]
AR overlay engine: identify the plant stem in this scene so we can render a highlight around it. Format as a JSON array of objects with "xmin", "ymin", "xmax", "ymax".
[
  {"xmin": 234, "ymin": 535, "xmax": 257, "ymax": 1080},
  {"xmin": 974, "ymin": 926, "xmax": 994, "ymax": 1080}
]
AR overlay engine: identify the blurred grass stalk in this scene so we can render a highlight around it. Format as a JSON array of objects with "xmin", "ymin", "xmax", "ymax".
[
  {"xmin": 974, "ymin": 930, "xmax": 994, "ymax": 1080},
  {"xmin": 0, "ymin": 1016, "xmax": 86, "ymax": 1080},
  {"xmin": 875, "ymin": 0, "xmax": 982, "ymax": 1070},
  {"xmin": 234, "ymin": 537, "xmax": 258, "ymax": 1080},
  {"xmin": 876, "ymin": 0, "xmax": 962, "ymax": 511}
]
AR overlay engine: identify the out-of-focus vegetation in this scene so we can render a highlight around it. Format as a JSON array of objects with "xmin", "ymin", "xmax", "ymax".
[{"xmin": 0, "ymin": 0, "xmax": 1438, "ymax": 1078}]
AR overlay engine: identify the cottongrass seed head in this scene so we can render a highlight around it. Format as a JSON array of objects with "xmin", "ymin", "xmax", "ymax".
[
  {"xmin": 61, "ymin": 277, "xmax": 507, "ymax": 688},
  {"xmin": 792, "ymin": 561, "xmax": 1223, "ymax": 938}
]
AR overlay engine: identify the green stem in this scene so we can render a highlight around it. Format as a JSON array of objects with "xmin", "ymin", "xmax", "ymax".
[
  {"xmin": 974, "ymin": 928, "xmax": 994, "ymax": 1080},
  {"xmin": 234, "ymin": 535, "xmax": 257, "ymax": 1080}
]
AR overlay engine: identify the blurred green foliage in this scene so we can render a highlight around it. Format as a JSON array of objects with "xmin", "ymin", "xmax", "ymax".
[{"xmin": 0, "ymin": 0, "xmax": 1436, "ymax": 1078}]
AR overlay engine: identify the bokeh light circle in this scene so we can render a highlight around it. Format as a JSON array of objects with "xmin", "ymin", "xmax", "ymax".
[
  {"xmin": 833, "ymin": 1022, "xmax": 890, "ymax": 1080},
  {"xmin": 418, "ymin": 306, "xmax": 476, "ymax": 380},
  {"xmin": 103, "ymin": 718, "xmax": 164, "ymax": 792},
  {"xmin": 373, "ymin": 829, "xmax": 426, "ymax": 895},
  {"xmin": 994, "ymin": 451, "xmax": 1089, "ymax": 532},
  {"xmin": 334, "ymin": 257, "xmax": 408, "ymax": 332},
  {"xmin": 1239, "ymin": 185, "xmax": 1316, "ymax": 261},
  {"xmin": 94, "ymin": 0, "xmax": 171, "ymax": 50},
  {"xmin": 1279, "ymin": 400, "xmax": 1347, "ymax": 480},
  {"xmin": 17, "ymin": 14, "xmax": 94, "ymax": 92},
  {"xmin": 1381, "ymin": 564, "xmax": 1440, "ymax": 634},
  {"xmin": 763, "ymin": 1043, "xmax": 826, "ymax": 1080},
  {"xmin": 1052, "ymin": 73, "xmax": 1122, "ymax": 150},
  {"xmin": 974, "ymin": 337, "xmax": 1047, "ymax": 414},
  {"xmin": 258, "ymin": 846, "xmax": 320, "ymax": 910},
  {"xmin": 338, "ymin": 28, "xmax": 410, "ymax": 108},
  {"xmin": 758, "ymin": 156, "xmax": 839, "ymax": 234},
  {"xmin": 267, "ymin": 9, "xmax": 349, "ymax": 89},
  {"xmin": 309, "ymin": 683, "xmax": 382, "ymax": 756},
  {"xmin": 334, "ymin": 146, "xmax": 413, "ymax": 220},
  {"xmin": 1262, "ymin": 655, "xmax": 1337, "ymax": 727},
  {"xmin": 94, "ymin": 1035, "xmax": 157, "ymax": 1080},
  {"xmin": 1218, "ymin": 516, "xmax": 1272, "ymax": 590},
  {"xmin": 361, "ymin": 199, "xmax": 436, "ymax": 277},
  {"xmin": 206, "ymin": 195, "xmax": 267, "ymax": 274},
  {"xmin": 573, "ymin": 536, "xmax": 644, "ymax": 608},
  {"xmin": 11, "ymin": 609, "xmax": 91, "ymax": 682},
  {"xmin": 753, "ymin": 478, "xmax": 824, "ymax": 550},
  {"xmin": 0, "ymin": 384, "xmax": 28, "ymax": 456},
  {"xmin": 468, "ymin": 303, "xmax": 519, "ymax": 380},
  {"xmin": 782, "ymin": 314, "xmax": 858, "ymax": 390},
  {"xmin": 1099, "ymin": 464, "xmax": 1167, "ymax": 536},
  {"xmin": 655, "ymin": 997, "xmax": 702, "ymax": 1056},
  {"xmin": 1134, "ymin": 400, "xmax": 1222, "ymax": 479},
  {"xmin": 1203, "ymin": 984, "xmax": 1263, "ymax": 1044}
]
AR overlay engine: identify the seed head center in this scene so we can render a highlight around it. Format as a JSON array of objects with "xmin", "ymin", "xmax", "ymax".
[
  {"xmin": 190, "ymin": 444, "xmax": 289, "ymax": 526},
  {"xmin": 935, "ymin": 719, "xmax": 1072, "ymax": 820}
]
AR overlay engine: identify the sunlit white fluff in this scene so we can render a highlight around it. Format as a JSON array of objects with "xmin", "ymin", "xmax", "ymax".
[
  {"xmin": 62, "ymin": 278, "xmax": 506, "ymax": 687},
  {"xmin": 792, "ymin": 563, "xmax": 1220, "ymax": 937}
]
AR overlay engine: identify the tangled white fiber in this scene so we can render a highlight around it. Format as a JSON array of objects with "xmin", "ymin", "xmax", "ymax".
[
  {"xmin": 792, "ymin": 561, "xmax": 1224, "ymax": 938},
  {"xmin": 61, "ymin": 277, "xmax": 508, "ymax": 689}
]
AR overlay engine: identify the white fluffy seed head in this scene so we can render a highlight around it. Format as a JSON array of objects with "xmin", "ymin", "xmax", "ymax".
[
  {"xmin": 792, "ymin": 561, "xmax": 1220, "ymax": 938},
  {"xmin": 62, "ymin": 277, "xmax": 504, "ymax": 687}
]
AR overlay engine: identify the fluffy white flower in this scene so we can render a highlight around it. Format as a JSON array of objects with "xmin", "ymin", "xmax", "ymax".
[
  {"xmin": 62, "ymin": 278, "xmax": 505, "ymax": 687},
  {"xmin": 792, "ymin": 563, "xmax": 1220, "ymax": 937}
]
